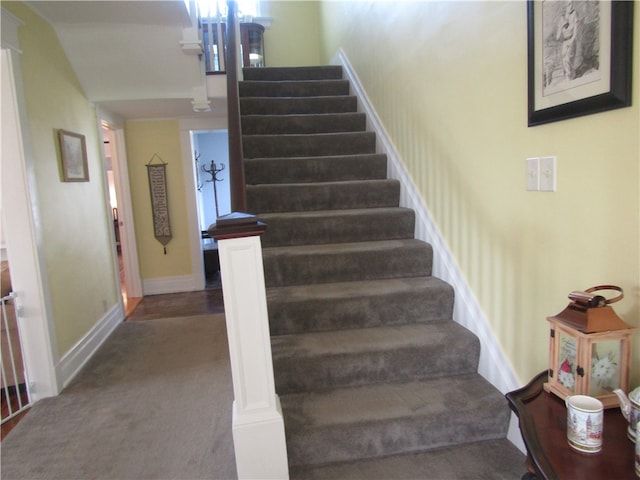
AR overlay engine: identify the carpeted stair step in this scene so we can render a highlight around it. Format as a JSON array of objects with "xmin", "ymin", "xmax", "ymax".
[
  {"xmin": 238, "ymin": 64, "xmax": 522, "ymax": 475},
  {"xmin": 267, "ymin": 277, "xmax": 454, "ymax": 336},
  {"xmin": 262, "ymin": 239, "xmax": 432, "ymax": 288},
  {"xmin": 272, "ymin": 322, "xmax": 479, "ymax": 394},
  {"xmin": 241, "ymin": 112, "xmax": 366, "ymax": 135},
  {"xmin": 288, "ymin": 439, "xmax": 524, "ymax": 479},
  {"xmin": 239, "ymin": 79, "xmax": 350, "ymax": 98},
  {"xmin": 247, "ymin": 179, "xmax": 399, "ymax": 213},
  {"xmin": 243, "ymin": 65, "xmax": 343, "ymax": 81},
  {"xmin": 240, "ymin": 95, "xmax": 357, "ymax": 115},
  {"xmin": 259, "ymin": 208, "xmax": 415, "ymax": 247},
  {"xmin": 280, "ymin": 374, "xmax": 511, "ymax": 467},
  {"xmin": 243, "ymin": 131, "xmax": 376, "ymax": 158},
  {"xmin": 245, "ymin": 154, "xmax": 387, "ymax": 185}
]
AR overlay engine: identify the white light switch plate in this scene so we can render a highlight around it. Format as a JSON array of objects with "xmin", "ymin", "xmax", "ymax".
[
  {"xmin": 526, "ymin": 157, "xmax": 539, "ymax": 191},
  {"xmin": 540, "ymin": 156, "xmax": 556, "ymax": 192}
]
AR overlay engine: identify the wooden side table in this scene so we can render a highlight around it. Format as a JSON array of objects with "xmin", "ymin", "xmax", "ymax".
[{"xmin": 506, "ymin": 371, "xmax": 636, "ymax": 480}]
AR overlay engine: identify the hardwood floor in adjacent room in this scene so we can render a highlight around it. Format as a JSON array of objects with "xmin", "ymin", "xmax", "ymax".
[
  {"xmin": 125, "ymin": 286, "xmax": 224, "ymax": 321},
  {"xmin": 0, "ymin": 387, "xmax": 30, "ymax": 442}
]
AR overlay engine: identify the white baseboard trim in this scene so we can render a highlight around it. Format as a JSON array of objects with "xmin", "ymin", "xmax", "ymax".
[
  {"xmin": 142, "ymin": 274, "xmax": 201, "ymax": 295},
  {"xmin": 56, "ymin": 303, "xmax": 123, "ymax": 389},
  {"xmin": 332, "ymin": 49, "xmax": 525, "ymax": 452}
]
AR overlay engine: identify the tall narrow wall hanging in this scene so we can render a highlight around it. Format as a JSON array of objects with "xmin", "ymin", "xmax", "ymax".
[{"xmin": 146, "ymin": 154, "xmax": 172, "ymax": 254}]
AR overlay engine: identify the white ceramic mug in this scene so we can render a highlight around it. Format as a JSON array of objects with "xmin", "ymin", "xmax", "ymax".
[{"xmin": 565, "ymin": 395, "xmax": 603, "ymax": 453}]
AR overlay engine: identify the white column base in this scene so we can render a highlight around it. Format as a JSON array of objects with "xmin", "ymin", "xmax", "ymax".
[
  {"xmin": 232, "ymin": 397, "xmax": 289, "ymax": 480},
  {"xmin": 213, "ymin": 224, "xmax": 289, "ymax": 479}
]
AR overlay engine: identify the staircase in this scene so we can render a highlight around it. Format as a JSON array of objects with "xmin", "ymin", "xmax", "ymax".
[{"xmin": 239, "ymin": 66, "xmax": 524, "ymax": 478}]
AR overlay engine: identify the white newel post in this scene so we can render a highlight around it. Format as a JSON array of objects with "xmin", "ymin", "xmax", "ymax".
[{"xmin": 210, "ymin": 214, "xmax": 289, "ymax": 480}]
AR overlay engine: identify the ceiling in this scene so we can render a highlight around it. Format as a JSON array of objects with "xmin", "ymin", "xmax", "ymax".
[
  {"xmin": 26, "ymin": 1, "xmax": 193, "ymax": 26},
  {"xmin": 26, "ymin": 0, "xmax": 225, "ymax": 120}
]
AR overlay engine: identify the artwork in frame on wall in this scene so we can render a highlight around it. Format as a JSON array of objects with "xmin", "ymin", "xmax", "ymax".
[
  {"xmin": 527, "ymin": 0, "xmax": 634, "ymax": 126},
  {"xmin": 58, "ymin": 129, "xmax": 89, "ymax": 182}
]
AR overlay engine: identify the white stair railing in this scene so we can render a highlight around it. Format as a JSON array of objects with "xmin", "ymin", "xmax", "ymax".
[{"xmin": 201, "ymin": 2, "xmax": 226, "ymax": 72}]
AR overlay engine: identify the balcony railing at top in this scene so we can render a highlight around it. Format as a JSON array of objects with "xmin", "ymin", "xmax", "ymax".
[{"xmin": 202, "ymin": 17, "xmax": 265, "ymax": 74}]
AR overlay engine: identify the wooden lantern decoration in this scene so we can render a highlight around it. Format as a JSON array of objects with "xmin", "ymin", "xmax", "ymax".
[{"xmin": 544, "ymin": 286, "xmax": 637, "ymax": 409}]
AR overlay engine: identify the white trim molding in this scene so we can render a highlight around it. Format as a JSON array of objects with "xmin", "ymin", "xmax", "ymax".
[
  {"xmin": 179, "ymin": 128, "xmax": 205, "ymax": 292},
  {"xmin": 332, "ymin": 49, "xmax": 524, "ymax": 451},
  {"xmin": 57, "ymin": 304, "xmax": 122, "ymax": 389},
  {"xmin": 2, "ymin": 46, "xmax": 59, "ymax": 400},
  {"xmin": 143, "ymin": 274, "xmax": 202, "ymax": 295}
]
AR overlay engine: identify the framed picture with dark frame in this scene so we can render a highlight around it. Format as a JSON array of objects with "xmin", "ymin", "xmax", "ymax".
[
  {"xmin": 527, "ymin": 0, "xmax": 634, "ymax": 127},
  {"xmin": 58, "ymin": 129, "xmax": 89, "ymax": 182}
]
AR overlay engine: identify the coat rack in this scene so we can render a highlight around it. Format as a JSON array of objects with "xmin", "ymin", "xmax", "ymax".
[{"xmin": 201, "ymin": 160, "xmax": 225, "ymax": 218}]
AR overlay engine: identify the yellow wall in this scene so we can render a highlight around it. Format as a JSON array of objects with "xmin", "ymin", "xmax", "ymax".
[
  {"xmin": 319, "ymin": 1, "xmax": 640, "ymax": 386},
  {"xmin": 124, "ymin": 120, "xmax": 193, "ymax": 280},
  {"xmin": 3, "ymin": 2, "xmax": 119, "ymax": 356},
  {"xmin": 264, "ymin": 0, "xmax": 322, "ymax": 67}
]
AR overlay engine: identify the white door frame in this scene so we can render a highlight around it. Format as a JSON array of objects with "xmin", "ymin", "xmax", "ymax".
[
  {"xmin": 1, "ymin": 46, "xmax": 59, "ymax": 399},
  {"xmin": 180, "ymin": 128, "xmax": 206, "ymax": 290},
  {"xmin": 101, "ymin": 122, "xmax": 143, "ymax": 299},
  {"xmin": 178, "ymin": 117, "xmax": 230, "ymax": 291}
]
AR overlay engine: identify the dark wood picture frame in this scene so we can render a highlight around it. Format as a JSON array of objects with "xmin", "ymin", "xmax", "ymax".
[
  {"xmin": 58, "ymin": 129, "xmax": 89, "ymax": 182},
  {"xmin": 527, "ymin": 0, "xmax": 633, "ymax": 126}
]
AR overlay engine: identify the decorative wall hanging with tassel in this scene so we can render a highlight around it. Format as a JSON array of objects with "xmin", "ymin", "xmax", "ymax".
[{"xmin": 146, "ymin": 154, "xmax": 172, "ymax": 254}]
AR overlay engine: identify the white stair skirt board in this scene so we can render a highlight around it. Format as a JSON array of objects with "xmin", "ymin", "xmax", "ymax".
[{"xmin": 331, "ymin": 49, "xmax": 525, "ymax": 453}]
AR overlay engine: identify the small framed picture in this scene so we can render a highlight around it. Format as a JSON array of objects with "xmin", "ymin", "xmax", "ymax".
[
  {"xmin": 58, "ymin": 129, "xmax": 89, "ymax": 182},
  {"xmin": 527, "ymin": 1, "xmax": 634, "ymax": 126}
]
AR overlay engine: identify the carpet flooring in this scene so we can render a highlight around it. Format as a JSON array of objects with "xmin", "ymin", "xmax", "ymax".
[
  {"xmin": 1, "ymin": 311, "xmax": 525, "ymax": 479},
  {"xmin": 0, "ymin": 314, "xmax": 237, "ymax": 480}
]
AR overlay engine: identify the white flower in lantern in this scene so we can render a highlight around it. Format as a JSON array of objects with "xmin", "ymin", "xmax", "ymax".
[{"xmin": 591, "ymin": 352, "xmax": 617, "ymax": 389}]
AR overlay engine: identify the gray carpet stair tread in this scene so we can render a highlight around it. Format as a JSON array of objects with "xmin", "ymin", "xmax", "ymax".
[
  {"xmin": 273, "ymin": 322, "xmax": 476, "ymax": 362},
  {"xmin": 281, "ymin": 374, "xmax": 511, "ymax": 466},
  {"xmin": 245, "ymin": 154, "xmax": 387, "ymax": 184},
  {"xmin": 259, "ymin": 207, "xmax": 416, "ymax": 247},
  {"xmin": 262, "ymin": 239, "xmax": 433, "ymax": 287},
  {"xmin": 239, "ymin": 79, "xmax": 351, "ymax": 97},
  {"xmin": 242, "ymin": 112, "xmax": 367, "ymax": 135},
  {"xmin": 240, "ymin": 95, "xmax": 358, "ymax": 115},
  {"xmin": 247, "ymin": 179, "xmax": 400, "ymax": 213},
  {"xmin": 272, "ymin": 322, "xmax": 479, "ymax": 393},
  {"xmin": 243, "ymin": 65, "xmax": 344, "ymax": 81},
  {"xmin": 243, "ymin": 131, "xmax": 376, "ymax": 158},
  {"xmin": 267, "ymin": 276, "xmax": 454, "ymax": 335},
  {"xmin": 241, "ymin": 112, "xmax": 366, "ymax": 135},
  {"xmin": 288, "ymin": 439, "xmax": 525, "ymax": 479}
]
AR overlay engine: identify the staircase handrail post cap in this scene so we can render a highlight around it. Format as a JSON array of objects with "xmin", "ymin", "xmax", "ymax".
[{"xmin": 208, "ymin": 212, "xmax": 266, "ymax": 240}]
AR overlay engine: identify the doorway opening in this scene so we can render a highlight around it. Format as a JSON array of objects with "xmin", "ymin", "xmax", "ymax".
[
  {"xmin": 102, "ymin": 123, "xmax": 142, "ymax": 315},
  {"xmin": 192, "ymin": 130, "xmax": 230, "ymax": 289}
]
